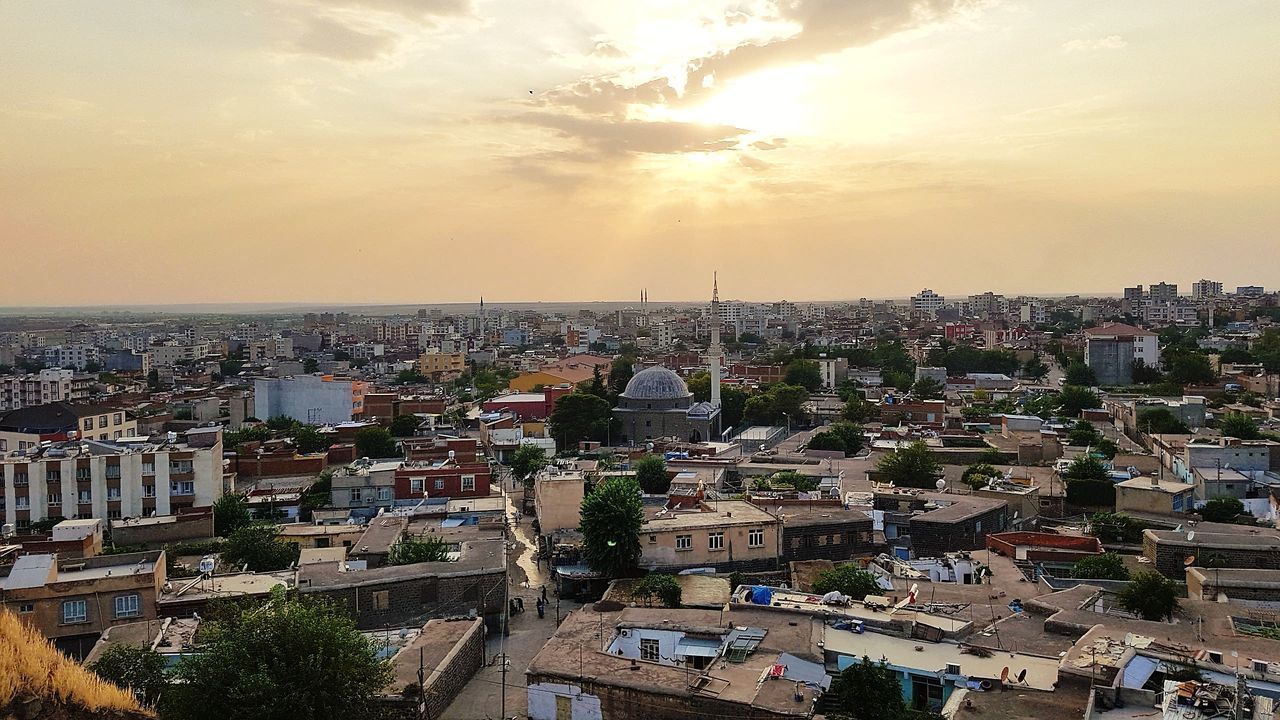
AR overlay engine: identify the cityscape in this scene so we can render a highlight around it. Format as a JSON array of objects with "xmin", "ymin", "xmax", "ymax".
[{"xmin": 3, "ymin": 2, "xmax": 1280, "ymax": 720}]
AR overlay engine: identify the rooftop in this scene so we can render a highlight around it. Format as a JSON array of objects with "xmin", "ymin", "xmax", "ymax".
[{"xmin": 641, "ymin": 500, "xmax": 776, "ymax": 530}]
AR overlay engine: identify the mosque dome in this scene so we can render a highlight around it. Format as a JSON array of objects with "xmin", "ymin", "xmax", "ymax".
[{"xmin": 621, "ymin": 366, "xmax": 692, "ymax": 401}]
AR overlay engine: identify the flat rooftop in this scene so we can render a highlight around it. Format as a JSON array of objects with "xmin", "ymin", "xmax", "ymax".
[
  {"xmin": 642, "ymin": 501, "xmax": 775, "ymax": 530},
  {"xmin": 384, "ymin": 617, "xmax": 482, "ymax": 694},
  {"xmin": 822, "ymin": 628, "xmax": 1060, "ymax": 691},
  {"xmin": 159, "ymin": 570, "xmax": 295, "ymax": 604},
  {"xmin": 734, "ymin": 585, "xmax": 971, "ymax": 636}
]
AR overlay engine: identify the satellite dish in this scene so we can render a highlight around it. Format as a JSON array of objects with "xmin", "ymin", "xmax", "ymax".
[
  {"xmin": 935, "ymin": 479, "xmax": 947, "ymax": 491},
  {"xmin": 1187, "ymin": 531, "xmax": 1196, "ymax": 542},
  {"xmin": 1017, "ymin": 668, "xmax": 1027, "ymax": 684},
  {"xmin": 1184, "ymin": 555, "xmax": 1196, "ymax": 566},
  {"xmin": 1000, "ymin": 666, "xmax": 1010, "ymax": 683}
]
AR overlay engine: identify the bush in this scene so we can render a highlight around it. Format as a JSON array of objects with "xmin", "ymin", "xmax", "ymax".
[
  {"xmin": 875, "ymin": 441, "xmax": 942, "ymax": 488},
  {"xmin": 812, "ymin": 564, "xmax": 879, "ymax": 601},
  {"xmin": 1200, "ymin": 497, "xmax": 1245, "ymax": 523},
  {"xmin": 220, "ymin": 524, "xmax": 299, "ymax": 572},
  {"xmin": 770, "ymin": 471, "xmax": 819, "ymax": 492},
  {"xmin": 960, "ymin": 463, "xmax": 1000, "ymax": 490},
  {"xmin": 633, "ymin": 573, "xmax": 682, "ymax": 608},
  {"xmin": 1088, "ymin": 513, "xmax": 1146, "ymax": 544},
  {"xmin": 634, "ymin": 454, "xmax": 670, "ymax": 494},
  {"xmin": 387, "ymin": 535, "xmax": 451, "ymax": 565},
  {"xmin": 1072, "ymin": 552, "xmax": 1130, "ymax": 580},
  {"xmin": 1117, "ymin": 571, "xmax": 1179, "ymax": 621},
  {"xmin": 1063, "ymin": 455, "xmax": 1109, "ymax": 481}
]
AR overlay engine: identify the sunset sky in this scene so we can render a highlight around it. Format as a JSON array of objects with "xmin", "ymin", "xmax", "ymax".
[{"xmin": 2, "ymin": 1, "xmax": 1277, "ymax": 306}]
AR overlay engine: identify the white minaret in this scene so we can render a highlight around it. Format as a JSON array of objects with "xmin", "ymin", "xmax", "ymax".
[{"xmin": 709, "ymin": 274, "xmax": 722, "ymax": 409}]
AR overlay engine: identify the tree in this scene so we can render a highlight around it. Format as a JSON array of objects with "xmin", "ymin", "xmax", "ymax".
[
  {"xmin": 292, "ymin": 425, "xmax": 331, "ymax": 453},
  {"xmin": 842, "ymin": 396, "xmax": 876, "ymax": 424},
  {"xmin": 1219, "ymin": 413, "xmax": 1261, "ymax": 440},
  {"xmin": 784, "ymin": 359, "xmax": 822, "ymax": 391},
  {"xmin": 1088, "ymin": 512, "xmax": 1146, "ymax": 543},
  {"xmin": 960, "ymin": 463, "xmax": 1000, "ymax": 490},
  {"xmin": 213, "ymin": 493, "xmax": 252, "ymax": 537},
  {"xmin": 1072, "ymin": 552, "xmax": 1130, "ymax": 580},
  {"xmin": 812, "ymin": 565, "xmax": 879, "ymax": 601},
  {"xmin": 584, "ymin": 365, "xmax": 608, "ymax": 399},
  {"xmin": 146, "ymin": 368, "xmax": 161, "ymax": 390},
  {"xmin": 302, "ymin": 357, "xmax": 319, "ymax": 373},
  {"xmin": 1131, "ymin": 359, "xmax": 1163, "ymax": 384},
  {"xmin": 1066, "ymin": 420, "xmax": 1103, "ymax": 447},
  {"xmin": 266, "ymin": 415, "xmax": 299, "ymax": 432},
  {"xmin": 220, "ymin": 523, "xmax": 299, "ymax": 571},
  {"xmin": 609, "ymin": 356, "xmax": 635, "ymax": 397},
  {"xmin": 388, "ymin": 414, "xmax": 420, "ymax": 437},
  {"xmin": 1058, "ymin": 385, "xmax": 1102, "ymax": 417},
  {"xmin": 1095, "ymin": 437, "xmax": 1120, "ymax": 460},
  {"xmin": 1064, "ymin": 362, "xmax": 1097, "ymax": 386},
  {"xmin": 634, "ymin": 454, "xmax": 670, "ymax": 494},
  {"xmin": 1201, "ymin": 496, "xmax": 1245, "ymax": 523},
  {"xmin": 88, "ymin": 644, "xmax": 168, "ymax": 706},
  {"xmin": 1164, "ymin": 350, "xmax": 1214, "ymax": 385},
  {"xmin": 807, "ymin": 430, "xmax": 848, "ymax": 454},
  {"xmin": 510, "ymin": 444, "xmax": 548, "ymax": 490},
  {"xmin": 395, "ymin": 368, "xmax": 428, "ymax": 385},
  {"xmin": 1137, "ymin": 407, "xmax": 1190, "ymax": 434},
  {"xmin": 719, "ymin": 385, "xmax": 749, "ymax": 430},
  {"xmin": 1063, "ymin": 455, "xmax": 1109, "ymax": 481},
  {"xmin": 549, "ymin": 392, "xmax": 612, "ymax": 449},
  {"xmin": 911, "ymin": 376, "xmax": 944, "ymax": 400},
  {"xmin": 387, "ymin": 535, "xmax": 451, "ymax": 565},
  {"xmin": 332, "ymin": 348, "xmax": 352, "ymax": 361},
  {"xmin": 769, "ymin": 471, "xmax": 819, "ymax": 491},
  {"xmin": 167, "ymin": 592, "xmax": 391, "ymax": 720},
  {"xmin": 1022, "ymin": 355, "xmax": 1050, "ymax": 382},
  {"xmin": 579, "ymin": 476, "xmax": 643, "ymax": 578},
  {"xmin": 828, "ymin": 656, "xmax": 917, "ymax": 720},
  {"xmin": 1117, "ymin": 571, "xmax": 1179, "ymax": 621},
  {"xmin": 875, "ymin": 441, "xmax": 942, "ymax": 488},
  {"xmin": 354, "ymin": 426, "xmax": 398, "ymax": 458},
  {"xmin": 633, "ymin": 573, "xmax": 681, "ymax": 608}
]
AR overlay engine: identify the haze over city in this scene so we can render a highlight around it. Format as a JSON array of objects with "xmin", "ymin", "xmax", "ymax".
[{"xmin": 3, "ymin": 0, "xmax": 1278, "ymax": 305}]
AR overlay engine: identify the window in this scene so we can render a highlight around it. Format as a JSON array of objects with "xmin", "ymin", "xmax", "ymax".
[
  {"xmin": 98, "ymin": 415, "xmax": 108, "ymax": 429},
  {"xmin": 461, "ymin": 475, "xmax": 476, "ymax": 491},
  {"xmin": 640, "ymin": 638, "xmax": 660, "ymax": 662},
  {"xmin": 113, "ymin": 430, "xmax": 122, "ymax": 439},
  {"xmin": 46, "ymin": 469, "xmax": 61, "ymax": 481},
  {"xmin": 748, "ymin": 529, "xmax": 764, "ymax": 548},
  {"xmin": 675, "ymin": 535, "xmax": 692, "ymax": 551},
  {"xmin": 83, "ymin": 418, "xmax": 93, "ymax": 431},
  {"xmin": 18, "ymin": 604, "xmax": 33, "ymax": 613},
  {"xmin": 170, "ymin": 481, "xmax": 194, "ymax": 496},
  {"xmin": 434, "ymin": 479, "xmax": 445, "ymax": 491},
  {"xmin": 372, "ymin": 590, "xmax": 389, "ymax": 610},
  {"xmin": 114, "ymin": 413, "xmax": 123, "ymax": 425},
  {"xmin": 648, "ymin": 534, "xmax": 657, "ymax": 544},
  {"xmin": 105, "ymin": 465, "xmax": 121, "ymax": 479},
  {"xmin": 377, "ymin": 487, "xmax": 392, "ymax": 501},
  {"xmin": 170, "ymin": 461, "xmax": 193, "ymax": 474},
  {"xmin": 13, "ymin": 472, "xmax": 27, "ymax": 486},
  {"xmin": 141, "ymin": 462, "xmax": 155, "ymax": 475},
  {"xmin": 79, "ymin": 489, "xmax": 92, "ymax": 503},
  {"xmin": 350, "ymin": 488, "xmax": 363, "ymax": 503},
  {"xmin": 16, "ymin": 496, "xmax": 29, "ymax": 509},
  {"xmin": 107, "ymin": 487, "xmax": 121, "ymax": 500},
  {"xmin": 62, "ymin": 600, "xmax": 88, "ymax": 624},
  {"xmin": 708, "ymin": 532, "xmax": 724, "ymax": 551},
  {"xmin": 114, "ymin": 594, "xmax": 140, "ymax": 619},
  {"xmin": 107, "ymin": 509, "xmax": 122, "ymax": 520},
  {"xmin": 1208, "ymin": 651, "xmax": 1223, "ymax": 664},
  {"xmin": 410, "ymin": 478, "xmax": 423, "ymax": 493},
  {"xmin": 76, "ymin": 467, "xmax": 91, "ymax": 480},
  {"xmin": 946, "ymin": 663, "xmax": 961, "ymax": 676},
  {"xmin": 142, "ymin": 484, "xmax": 156, "ymax": 498},
  {"xmin": 47, "ymin": 492, "xmax": 61, "ymax": 506}
]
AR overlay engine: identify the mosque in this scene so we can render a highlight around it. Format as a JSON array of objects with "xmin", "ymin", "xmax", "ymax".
[{"xmin": 613, "ymin": 276, "xmax": 724, "ymax": 445}]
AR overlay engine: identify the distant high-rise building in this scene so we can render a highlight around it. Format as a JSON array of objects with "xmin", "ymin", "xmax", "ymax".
[
  {"xmin": 1123, "ymin": 286, "xmax": 1144, "ymax": 302},
  {"xmin": 1236, "ymin": 285, "xmax": 1265, "ymax": 297},
  {"xmin": 911, "ymin": 289, "xmax": 945, "ymax": 317},
  {"xmin": 1149, "ymin": 282, "xmax": 1178, "ymax": 302},
  {"xmin": 1191, "ymin": 279, "xmax": 1223, "ymax": 299}
]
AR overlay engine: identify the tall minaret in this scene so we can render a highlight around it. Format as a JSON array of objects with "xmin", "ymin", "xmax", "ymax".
[{"xmin": 709, "ymin": 274, "xmax": 722, "ymax": 410}]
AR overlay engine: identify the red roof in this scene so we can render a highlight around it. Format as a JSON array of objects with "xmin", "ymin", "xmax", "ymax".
[{"xmin": 1083, "ymin": 322, "xmax": 1155, "ymax": 337}]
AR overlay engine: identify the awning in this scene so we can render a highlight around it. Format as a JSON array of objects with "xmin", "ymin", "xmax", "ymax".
[{"xmin": 676, "ymin": 637, "xmax": 722, "ymax": 658}]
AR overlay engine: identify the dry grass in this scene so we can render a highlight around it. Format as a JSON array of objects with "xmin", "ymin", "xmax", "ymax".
[{"xmin": 0, "ymin": 609, "xmax": 146, "ymax": 714}]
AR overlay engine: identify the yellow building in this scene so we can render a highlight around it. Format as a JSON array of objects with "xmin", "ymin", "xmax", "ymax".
[
  {"xmin": 640, "ymin": 501, "xmax": 780, "ymax": 573},
  {"xmin": 417, "ymin": 352, "xmax": 466, "ymax": 378}
]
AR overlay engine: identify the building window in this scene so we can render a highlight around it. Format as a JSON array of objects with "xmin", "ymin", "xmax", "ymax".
[
  {"xmin": 62, "ymin": 600, "xmax": 88, "ymax": 624},
  {"xmin": 372, "ymin": 590, "xmax": 390, "ymax": 610},
  {"xmin": 16, "ymin": 496, "xmax": 29, "ymax": 509},
  {"xmin": 13, "ymin": 472, "xmax": 27, "ymax": 486},
  {"xmin": 105, "ymin": 465, "xmax": 121, "ymax": 479},
  {"xmin": 708, "ymin": 532, "xmax": 724, "ymax": 551},
  {"xmin": 18, "ymin": 603, "xmax": 33, "ymax": 613},
  {"xmin": 107, "ymin": 487, "xmax": 121, "ymax": 500},
  {"xmin": 46, "ymin": 469, "xmax": 61, "ymax": 481},
  {"xmin": 142, "ymin": 484, "xmax": 156, "ymax": 498},
  {"xmin": 141, "ymin": 462, "xmax": 155, "ymax": 475},
  {"xmin": 83, "ymin": 418, "xmax": 93, "ymax": 431},
  {"xmin": 79, "ymin": 489, "xmax": 92, "ymax": 503},
  {"xmin": 675, "ymin": 535, "xmax": 692, "ymax": 551},
  {"xmin": 114, "ymin": 413, "xmax": 123, "ymax": 425},
  {"xmin": 434, "ymin": 479, "xmax": 445, "ymax": 491},
  {"xmin": 748, "ymin": 529, "xmax": 764, "ymax": 548},
  {"xmin": 461, "ymin": 475, "xmax": 476, "ymax": 491},
  {"xmin": 640, "ymin": 638, "xmax": 660, "ymax": 662},
  {"xmin": 170, "ymin": 482, "xmax": 194, "ymax": 496},
  {"xmin": 76, "ymin": 468, "xmax": 91, "ymax": 480},
  {"xmin": 410, "ymin": 478, "xmax": 423, "ymax": 493},
  {"xmin": 107, "ymin": 509, "xmax": 122, "ymax": 520},
  {"xmin": 377, "ymin": 487, "xmax": 392, "ymax": 501},
  {"xmin": 47, "ymin": 492, "xmax": 61, "ymax": 506},
  {"xmin": 114, "ymin": 594, "xmax": 140, "ymax": 619},
  {"xmin": 350, "ymin": 488, "xmax": 363, "ymax": 503},
  {"xmin": 648, "ymin": 534, "xmax": 657, "ymax": 544},
  {"xmin": 170, "ymin": 461, "xmax": 193, "ymax": 474},
  {"xmin": 98, "ymin": 415, "xmax": 108, "ymax": 429}
]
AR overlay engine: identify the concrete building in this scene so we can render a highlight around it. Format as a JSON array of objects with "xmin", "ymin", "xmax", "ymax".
[
  {"xmin": 1149, "ymin": 282, "xmax": 1179, "ymax": 302},
  {"xmin": 1192, "ymin": 279, "xmax": 1224, "ymax": 299},
  {"xmin": 816, "ymin": 354, "xmax": 848, "ymax": 389},
  {"xmin": 613, "ymin": 366, "xmax": 720, "ymax": 445},
  {"xmin": 0, "ymin": 369, "xmax": 75, "ymax": 412},
  {"xmin": 640, "ymin": 500, "xmax": 780, "ymax": 573},
  {"xmin": 533, "ymin": 467, "xmax": 586, "ymax": 536},
  {"xmin": 0, "ymin": 550, "xmax": 165, "ymax": 642},
  {"xmin": 416, "ymin": 351, "xmax": 465, "ymax": 379},
  {"xmin": 875, "ymin": 490, "xmax": 1009, "ymax": 559},
  {"xmin": 911, "ymin": 288, "xmax": 945, "ymax": 318},
  {"xmin": 1143, "ymin": 525, "xmax": 1280, "ymax": 578},
  {"xmin": 146, "ymin": 342, "xmax": 213, "ymax": 367},
  {"xmin": 1114, "ymin": 476, "xmax": 1194, "ymax": 516},
  {"xmin": 0, "ymin": 430, "xmax": 227, "ymax": 529},
  {"xmin": 42, "ymin": 344, "xmax": 100, "ymax": 371},
  {"xmin": 1020, "ymin": 302, "xmax": 1047, "ymax": 324},
  {"xmin": 254, "ymin": 375, "xmax": 364, "ymax": 425},
  {"xmin": 1237, "ymin": 285, "xmax": 1265, "ymax": 297},
  {"xmin": 774, "ymin": 507, "xmax": 875, "ymax": 562},
  {"xmin": 1084, "ymin": 323, "xmax": 1159, "ymax": 385},
  {"xmin": 0, "ymin": 401, "xmax": 138, "ymax": 453}
]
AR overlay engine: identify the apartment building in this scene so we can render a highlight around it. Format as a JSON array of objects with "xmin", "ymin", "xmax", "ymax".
[
  {"xmin": 254, "ymin": 374, "xmax": 367, "ymax": 424},
  {"xmin": 0, "ymin": 369, "xmax": 76, "ymax": 411},
  {"xmin": 640, "ymin": 500, "xmax": 781, "ymax": 573},
  {"xmin": 1084, "ymin": 323, "xmax": 1160, "ymax": 385},
  {"xmin": 42, "ymin": 344, "xmax": 100, "ymax": 371},
  {"xmin": 0, "ymin": 430, "xmax": 226, "ymax": 530},
  {"xmin": 146, "ymin": 342, "xmax": 213, "ymax": 367},
  {"xmin": 0, "ymin": 401, "xmax": 137, "ymax": 453},
  {"xmin": 416, "ymin": 351, "xmax": 466, "ymax": 379},
  {"xmin": 1192, "ymin": 279, "xmax": 1224, "ymax": 299},
  {"xmin": 910, "ymin": 289, "xmax": 945, "ymax": 318}
]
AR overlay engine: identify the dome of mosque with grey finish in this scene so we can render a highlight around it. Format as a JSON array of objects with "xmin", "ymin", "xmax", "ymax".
[{"xmin": 620, "ymin": 366, "xmax": 692, "ymax": 400}]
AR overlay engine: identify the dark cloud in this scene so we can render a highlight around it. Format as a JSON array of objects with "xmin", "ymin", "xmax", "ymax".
[
  {"xmin": 291, "ymin": 16, "xmax": 400, "ymax": 61},
  {"xmin": 513, "ymin": 112, "xmax": 748, "ymax": 157}
]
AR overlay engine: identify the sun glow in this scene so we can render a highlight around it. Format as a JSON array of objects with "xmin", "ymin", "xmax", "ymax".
[{"xmin": 673, "ymin": 65, "xmax": 819, "ymax": 139}]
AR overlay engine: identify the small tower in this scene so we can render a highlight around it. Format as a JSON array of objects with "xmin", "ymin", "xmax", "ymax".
[{"xmin": 709, "ymin": 274, "xmax": 722, "ymax": 410}]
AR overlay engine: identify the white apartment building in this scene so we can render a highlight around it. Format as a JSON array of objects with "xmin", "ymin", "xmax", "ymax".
[
  {"xmin": 911, "ymin": 289, "xmax": 946, "ymax": 317},
  {"xmin": 1191, "ymin": 279, "xmax": 1223, "ymax": 299},
  {"xmin": 0, "ymin": 370, "xmax": 75, "ymax": 412},
  {"xmin": 42, "ymin": 345, "xmax": 100, "ymax": 371},
  {"xmin": 146, "ymin": 342, "xmax": 213, "ymax": 368},
  {"xmin": 1020, "ymin": 302, "xmax": 1048, "ymax": 324},
  {"xmin": 1143, "ymin": 302, "xmax": 1199, "ymax": 325},
  {"xmin": 0, "ymin": 430, "xmax": 227, "ymax": 529}
]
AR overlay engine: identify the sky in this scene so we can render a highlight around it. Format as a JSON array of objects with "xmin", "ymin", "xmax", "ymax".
[{"xmin": 1, "ymin": 0, "xmax": 1277, "ymax": 306}]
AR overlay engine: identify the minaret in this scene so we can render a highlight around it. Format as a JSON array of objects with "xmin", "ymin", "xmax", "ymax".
[
  {"xmin": 478, "ymin": 296, "xmax": 486, "ymax": 338},
  {"xmin": 709, "ymin": 274, "xmax": 722, "ymax": 409}
]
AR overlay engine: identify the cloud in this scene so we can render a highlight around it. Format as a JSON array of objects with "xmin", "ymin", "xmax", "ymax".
[
  {"xmin": 1061, "ymin": 35, "xmax": 1126, "ymax": 53},
  {"xmin": 738, "ymin": 154, "xmax": 771, "ymax": 171},
  {"xmin": 289, "ymin": 15, "xmax": 400, "ymax": 61},
  {"xmin": 589, "ymin": 40, "xmax": 627, "ymax": 59},
  {"xmin": 751, "ymin": 137, "xmax": 788, "ymax": 151},
  {"xmin": 296, "ymin": 0, "xmax": 473, "ymax": 23},
  {"xmin": 513, "ymin": 113, "xmax": 748, "ymax": 157}
]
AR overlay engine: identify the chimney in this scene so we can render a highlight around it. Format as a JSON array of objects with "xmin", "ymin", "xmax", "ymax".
[{"xmin": 1150, "ymin": 474, "xmax": 1159, "ymax": 487}]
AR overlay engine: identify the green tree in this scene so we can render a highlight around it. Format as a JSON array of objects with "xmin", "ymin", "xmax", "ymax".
[
  {"xmin": 1063, "ymin": 455, "xmax": 1110, "ymax": 481},
  {"xmin": 633, "ymin": 573, "xmax": 681, "ymax": 608},
  {"xmin": 911, "ymin": 376, "xmax": 944, "ymax": 400},
  {"xmin": 292, "ymin": 425, "xmax": 331, "ymax": 453},
  {"xmin": 875, "ymin": 441, "xmax": 942, "ymax": 488},
  {"xmin": 1095, "ymin": 437, "xmax": 1120, "ymax": 460},
  {"xmin": 167, "ymin": 592, "xmax": 392, "ymax": 720},
  {"xmin": 812, "ymin": 565, "xmax": 880, "ymax": 601},
  {"xmin": 395, "ymin": 368, "xmax": 428, "ymax": 385},
  {"xmin": 88, "ymin": 643, "xmax": 168, "ymax": 706},
  {"xmin": 1088, "ymin": 512, "xmax": 1145, "ymax": 543},
  {"xmin": 213, "ymin": 493, "xmax": 252, "ymax": 537},
  {"xmin": 1058, "ymin": 385, "xmax": 1102, "ymax": 417},
  {"xmin": 583, "ymin": 365, "xmax": 608, "ymax": 399},
  {"xmin": 1066, "ymin": 420, "xmax": 1103, "ymax": 447},
  {"xmin": 719, "ymin": 385, "xmax": 749, "ymax": 430},
  {"xmin": 1117, "ymin": 571, "xmax": 1179, "ymax": 621},
  {"xmin": 960, "ymin": 463, "xmax": 1000, "ymax": 490},
  {"xmin": 1131, "ymin": 359, "xmax": 1163, "ymax": 384},
  {"xmin": 387, "ymin": 535, "xmax": 452, "ymax": 565},
  {"xmin": 634, "ymin": 454, "xmax": 669, "ymax": 494},
  {"xmin": 1164, "ymin": 350, "xmax": 1214, "ymax": 385},
  {"xmin": 1064, "ymin": 362, "xmax": 1097, "ymax": 386},
  {"xmin": 1022, "ymin": 355, "xmax": 1050, "ymax": 381},
  {"xmin": 303, "ymin": 357, "xmax": 319, "ymax": 373},
  {"xmin": 266, "ymin": 415, "xmax": 299, "ymax": 432},
  {"xmin": 609, "ymin": 356, "xmax": 635, "ymax": 397},
  {"xmin": 220, "ymin": 523, "xmax": 299, "ymax": 572},
  {"xmin": 807, "ymin": 430, "xmax": 847, "ymax": 454},
  {"xmin": 1072, "ymin": 552, "xmax": 1130, "ymax": 580},
  {"xmin": 146, "ymin": 368, "xmax": 161, "ymax": 390},
  {"xmin": 784, "ymin": 359, "xmax": 823, "ymax": 391},
  {"xmin": 828, "ymin": 656, "xmax": 917, "ymax": 720},
  {"xmin": 1200, "ymin": 496, "xmax": 1245, "ymax": 523},
  {"xmin": 579, "ymin": 476, "xmax": 643, "ymax": 578},
  {"xmin": 1219, "ymin": 412, "xmax": 1261, "ymax": 440},
  {"xmin": 510, "ymin": 444, "xmax": 548, "ymax": 490},
  {"xmin": 1137, "ymin": 407, "xmax": 1190, "ymax": 434},
  {"xmin": 549, "ymin": 392, "xmax": 613, "ymax": 449},
  {"xmin": 354, "ymin": 426, "xmax": 398, "ymax": 458},
  {"xmin": 769, "ymin": 471, "xmax": 819, "ymax": 491},
  {"xmin": 842, "ymin": 395, "xmax": 876, "ymax": 423},
  {"xmin": 388, "ymin": 414, "xmax": 420, "ymax": 437}
]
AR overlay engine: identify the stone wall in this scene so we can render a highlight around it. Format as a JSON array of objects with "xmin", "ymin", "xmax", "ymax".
[
  {"xmin": 910, "ymin": 505, "xmax": 1009, "ymax": 558},
  {"xmin": 302, "ymin": 569, "xmax": 506, "ymax": 630},
  {"xmin": 782, "ymin": 519, "xmax": 876, "ymax": 562}
]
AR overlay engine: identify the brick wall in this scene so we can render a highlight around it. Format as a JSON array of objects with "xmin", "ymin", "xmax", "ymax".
[
  {"xmin": 111, "ymin": 513, "xmax": 214, "ymax": 547},
  {"xmin": 377, "ymin": 618, "xmax": 487, "ymax": 719},
  {"xmin": 302, "ymin": 569, "xmax": 506, "ymax": 630},
  {"xmin": 783, "ymin": 519, "xmax": 876, "ymax": 562},
  {"xmin": 911, "ymin": 505, "xmax": 1009, "ymax": 558},
  {"xmin": 1146, "ymin": 534, "xmax": 1280, "ymax": 578},
  {"xmin": 526, "ymin": 673, "xmax": 813, "ymax": 720}
]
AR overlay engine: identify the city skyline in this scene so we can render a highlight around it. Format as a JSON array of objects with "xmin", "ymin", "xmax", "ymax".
[{"xmin": 2, "ymin": 1, "xmax": 1278, "ymax": 305}]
